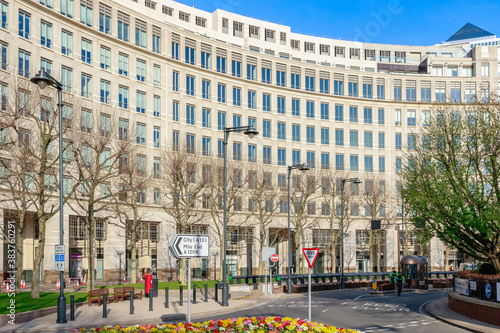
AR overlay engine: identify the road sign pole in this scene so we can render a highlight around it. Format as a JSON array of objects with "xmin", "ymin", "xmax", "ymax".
[
  {"xmin": 187, "ymin": 258, "xmax": 191, "ymax": 323},
  {"xmin": 308, "ymin": 266, "xmax": 311, "ymax": 322},
  {"xmin": 264, "ymin": 262, "xmax": 268, "ymax": 295},
  {"xmin": 270, "ymin": 263, "xmax": 272, "ymax": 295}
]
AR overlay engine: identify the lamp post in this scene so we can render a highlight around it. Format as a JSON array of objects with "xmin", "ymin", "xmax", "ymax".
[
  {"xmin": 212, "ymin": 251, "xmax": 219, "ymax": 281},
  {"xmin": 221, "ymin": 126, "xmax": 258, "ymax": 306},
  {"xmin": 31, "ymin": 69, "xmax": 66, "ymax": 323},
  {"xmin": 117, "ymin": 250, "xmax": 124, "ymax": 285},
  {"xmin": 340, "ymin": 177, "xmax": 361, "ymax": 289},
  {"xmin": 286, "ymin": 163, "xmax": 309, "ymax": 294}
]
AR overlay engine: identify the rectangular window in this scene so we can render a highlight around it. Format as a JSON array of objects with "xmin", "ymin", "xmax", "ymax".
[
  {"xmin": 100, "ymin": 46, "xmax": 110, "ymax": 70},
  {"xmin": 61, "ymin": 30, "xmax": 73, "ymax": 56},
  {"xmin": 41, "ymin": 21, "xmax": 53, "ymax": 48},
  {"xmin": 153, "ymin": 64, "xmax": 160, "ymax": 86},
  {"xmin": 378, "ymin": 132, "xmax": 385, "ymax": 149},
  {"xmin": 263, "ymin": 119, "xmax": 271, "ymax": 138},
  {"xmin": 262, "ymin": 93, "xmax": 271, "ymax": 111},
  {"xmin": 262, "ymin": 67, "xmax": 271, "ymax": 84},
  {"xmin": 186, "ymin": 134, "xmax": 195, "ymax": 154},
  {"xmin": 248, "ymin": 144, "xmax": 256, "ymax": 162},
  {"xmin": 364, "ymin": 131, "xmax": 373, "ymax": 148},
  {"xmin": 276, "ymin": 69, "xmax": 285, "ymax": 87},
  {"xmin": 232, "ymin": 114, "xmax": 241, "ymax": 129},
  {"xmin": 395, "ymin": 133, "xmax": 402, "ymax": 150},
  {"xmin": 348, "ymin": 80, "xmax": 358, "ymax": 97},
  {"xmin": 99, "ymin": 80, "xmax": 110, "ymax": 104},
  {"xmin": 136, "ymin": 91, "xmax": 145, "ymax": 113},
  {"xmin": 334, "ymin": 76, "xmax": 344, "ymax": 95},
  {"xmin": 81, "ymin": 73, "xmax": 91, "ymax": 98},
  {"xmin": 233, "ymin": 87, "xmax": 241, "ymax": 106},
  {"xmin": 153, "ymin": 95, "xmax": 160, "ymax": 117},
  {"xmin": 378, "ymin": 108, "xmax": 384, "ymax": 125},
  {"xmin": 320, "ymin": 78, "xmax": 329, "ymax": 94},
  {"xmin": 117, "ymin": 11, "xmax": 129, "ymax": 41},
  {"xmin": 119, "ymin": 118, "xmax": 128, "ymax": 141},
  {"xmin": 305, "ymin": 75, "xmax": 314, "ymax": 92},
  {"xmin": 335, "ymin": 105, "xmax": 343, "ymax": 121},
  {"xmin": 394, "ymin": 81, "xmax": 402, "ymax": 101},
  {"xmin": 421, "ymin": 81, "xmax": 431, "ymax": 102},
  {"xmin": 277, "ymin": 122, "xmax": 286, "ymax": 140},
  {"xmin": 364, "ymin": 107, "xmax": 372, "ymax": 124},
  {"xmin": 202, "ymin": 137, "xmax": 211, "ymax": 156},
  {"xmin": 349, "ymin": 106, "xmax": 358, "ymax": 123},
  {"xmin": 291, "ymin": 73, "xmax": 300, "ymax": 89},
  {"xmin": 407, "ymin": 110, "xmax": 416, "ymax": 126},
  {"xmin": 152, "ymin": 26, "xmax": 161, "ymax": 53},
  {"xmin": 278, "ymin": 148, "xmax": 286, "ymax": 166},
  {"xmin": 153, "ymin": 126, "xmax": 160, "ymax": 148},
  {"xmin": 136, "ymin": 123, "xmax": 146, "ymax": 145},
  {"xmin": 307, "ymin": 151, "xmax": 315, "ymax": 169},
  {"xmin": 118, "ymin": 53, "xmax": 129, "ymax": 76},
  {"xmin": 335, "ymin": 129, "xmax": 343, "ymax": 146},
  {"xmin": 80, "ymin": 0, "xmax": 92, "ymax": 26},
  {"xmin": 335, "ymin": 154, "xmax": 344, "ymax": 170},
  {"xmin": 202, "ymin": 108, "xmax": 211, "ymax": 128},
  {"xmin": 364, "ymin": 156, "xmax": 373, "ymax": 172},
  {"xmin": 306, "ymin": 126, "xmax": 315, "ymax": 143},
  {"xmin": 292, "ymin": 150, "xmax": 300, "ymax": 165},
  {"xmin": 233, "ymin": 142, "xmax": 241, "ymax": 160},
  {"xmin": 172, "ymin": 98, "xmax": 180, "ymax": 119},
  {"xmin": 247, "ymin": 63, "xmax": 256, "ymax": 80},
  {"xmin": 19, "ymin": 11, "xmax": 30, "ymax": 39},
  {"xmin": 395, "ymin": 109, "xmax": 401, "ymax": 125},
  {"xmin": 379, "ymin": 157, "xmax": 385, "ymax": 173},
  {"xmin": 277, "ymin": 96, "xmax": 285, "ymax": 114},
  {"xmin": 81, "ymin": 38, "xmax": 92, "ymax": 64},
  {"xmin": 350, "ymin": 130, "xmax": 358, "ymax": 147},
  {"xmin": 292, "ymin": 124, "xmax": 300, "ymax": 142},
  {"xmin": 306, "ymin": 101, "xmax": 314, "ymax": 118},
  {"xmin": 202, "ymin": 80, "xmax": 211, "ymax": 100},
  {"xmin": 136, "ymin": 59, "xmax": 146, "ymax": 82},
  {"xmin": 320, "ymin": 103, "xmax": 329, "ymax": 120},
  {"xmin": 263, "ymin": 146, "xmax": 271, "ymax": 164},
  {"xmin": 217, "ymin": 111, "xmax": 226, "ymax": 130},
  {"xmin": 363, "ymin": 83, "xmax": 372, "ymax": 98},
  {"xmin": 406, "ymin": 81, "xmax": 416, "ymax": 102},
  {"xmin": 408, "ymin": 134, "xmax": 416, "ymax": 150},
  {"xmin": 231, "ymin": 59, "xmax": 241, "ymax": 77},
  {"xmin": 185, "ymin": 45, "xmax": 195, "ymax": 65},
  {"xmin": 60, "ymin": 0, "xmax": 74, "ymax": 18},
  {"xmin": 99, "ymin": 3, "xmax": 111, "ymax": 34},
  {"xmin": 173, "ymin": 131, "xmax": 179, "ymax": 151},
  {"xmin": 217, "ymin": 56, "xmax": 226, "ymax": 73},
  {"xmin": 248, "ymin": 90, "xmax": 256, "ymax": 109},
  {"xmin": 171, "ymin": 40, "xmax": 179, "ymax": 59},
  {"xmin": 377, "ymin": 83, "xmax": 385, "ymax": 100},
  {"xmin": 292, "ymin": 98, "xmax": 300, "ymax": 116},
  {"xmin": 61, "ymin": 67, "xmax": 72, "ymax": 92},
  {"xmin": 186, "ymin": 75, "xmax": 195, "ymax": 96},
  {"xmin": 153, "ymin": 157, "xmax": 161, "ymax": 179},
  {"xmin": 396, "ymin": 157, "xmax": 402, "ymax": 173},
  {"xmin": 321, "ymin": 128, "xmax": 329, "ymax": 145},
  {"xmin": 186, "ymin": 104, "xmax": 195, "ymax": 125},
  {"xmin": 217, "ymin": 84, "xmax": 226, "ymax": 103},
  {"xmin": 350, "ymin": 155, "xmax": 358, "ymax": 171}
]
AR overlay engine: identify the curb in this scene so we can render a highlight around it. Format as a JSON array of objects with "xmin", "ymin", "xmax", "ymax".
[{"xmin": 424, "ymin": 301, "xmax": 483, "ymax": 333}]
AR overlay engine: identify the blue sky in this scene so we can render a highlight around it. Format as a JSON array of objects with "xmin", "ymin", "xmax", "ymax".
[{"xmin": 175, "ymin": 0, "xmax": 500, "ymax": 45}]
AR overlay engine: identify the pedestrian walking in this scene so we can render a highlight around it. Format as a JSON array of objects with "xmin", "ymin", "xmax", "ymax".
[
  {"xmin": 389, "ymin": 267, "xmax": 398, "ymax": 284},
  {"xmin": 394, "ymin": 272, "xmax": 405, "ymax": 296}
]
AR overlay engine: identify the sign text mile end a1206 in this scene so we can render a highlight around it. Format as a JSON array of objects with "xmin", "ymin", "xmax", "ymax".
[{"xmin": 168, "ymin": 234, "xmax": 210, "ymax": 258}]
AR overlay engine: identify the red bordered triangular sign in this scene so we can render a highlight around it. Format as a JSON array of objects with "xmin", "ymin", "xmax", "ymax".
[{"xmin": 302, "ymin": 248, "xmax": 320, "ymax": 269}]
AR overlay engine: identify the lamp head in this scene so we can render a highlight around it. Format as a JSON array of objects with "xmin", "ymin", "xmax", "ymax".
[
  {"xmin": 353, "ymin": 177, "xmax": 362, "ymax": 184},
  {"xmin": 30, "ymin": 70, "xmax": 52, "ymax": 89},
  {"xmin": 299, "ymin": 163, "xmax": 310, "ymax": 172},
  {"xmin": 244, "ymin": 127, "xmax": 259, "ymax": 139}
]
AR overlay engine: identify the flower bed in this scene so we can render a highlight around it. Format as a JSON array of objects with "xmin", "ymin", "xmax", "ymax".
[{"xmin": 73, "ymin": 316, "xmax": 360, "ymax": 332}]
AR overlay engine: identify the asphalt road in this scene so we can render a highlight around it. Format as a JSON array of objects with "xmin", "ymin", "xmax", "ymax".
[{"xmin": 195, "ymin": 290, "xmax": 470, "ymax": 333}]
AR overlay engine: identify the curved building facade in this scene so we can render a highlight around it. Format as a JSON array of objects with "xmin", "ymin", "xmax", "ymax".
[{"xmin": 1, "ymin": 0, "xmax": 498, "ymax": 282}]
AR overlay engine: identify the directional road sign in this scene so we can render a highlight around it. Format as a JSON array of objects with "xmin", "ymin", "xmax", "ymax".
[
  {"xmin": 54, "ymin": 244, "xmax": 65, "ymax": 272},
  {"xmin": 302, "ymin": 248, "xmax": 320, "ymax": 269},
  {"xmin": 270, "ymin": 254, "xmax": 279, "ymax": 262},
  {"xmin": 169, "ymin": 234, "xmax": 210, "ymax": 258}
]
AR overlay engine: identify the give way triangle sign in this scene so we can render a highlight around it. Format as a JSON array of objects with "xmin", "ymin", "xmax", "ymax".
[{"xmin": 302, "ymin": 248, "xmax": 320, "ymax": 269}]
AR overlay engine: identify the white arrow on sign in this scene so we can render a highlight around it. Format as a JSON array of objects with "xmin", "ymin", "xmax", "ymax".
[
  {"xmin": 168, "ymin": 234, "xmax": 210, "ymax": 258},
  {"xmin": 302, "ymin": 248, "xmax": 320, "ymax": 268}
]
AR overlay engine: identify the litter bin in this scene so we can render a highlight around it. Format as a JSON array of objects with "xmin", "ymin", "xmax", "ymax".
[{"xmin": 145, "ymin": 274, "xmax": 153, "ymax": 297}]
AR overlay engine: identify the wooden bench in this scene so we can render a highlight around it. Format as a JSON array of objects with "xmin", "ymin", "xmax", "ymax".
[
  {"xmin": 88, "ymin": 288, "xmax": 111, "ymax": 306},
  {"xmin": 113, "ymin": 287, "xmax": 142, "ymax": 302}
]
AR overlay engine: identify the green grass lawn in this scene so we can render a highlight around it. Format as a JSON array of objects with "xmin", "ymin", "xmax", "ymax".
[
  {"xmin": 0, "ymin": 292, "xmax": 88, "ymax": 314},
  {"xmin": 0, "ymin": 280, "xmax": 219, "ymax": 314}
]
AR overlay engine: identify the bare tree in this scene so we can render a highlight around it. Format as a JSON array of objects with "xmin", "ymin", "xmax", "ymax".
[
  {"xmin": 111, "ymin": 141, "xmax": 151, "ymax": 284},
  {"xmin": 70, "ymin": 108, "xmax": 127, "ymax": 291},
  {"xmin": 160, "ymin": 146, "xmax": 208, "ymax": 285},
  {"xmin": 247, "ymin": 165, "xmax": 280, "ymax": 275}
]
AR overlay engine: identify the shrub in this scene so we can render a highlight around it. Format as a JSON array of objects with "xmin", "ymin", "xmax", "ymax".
[{"xmin": 475, "ymin": 262, "xmax": 497, "ymax": 275}]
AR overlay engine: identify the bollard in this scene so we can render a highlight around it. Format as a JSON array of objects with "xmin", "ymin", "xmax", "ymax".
[
  {"xmin": 205, "ymin": 284, "xmax": 208, "ymax": 302},
  {"xmin": 130, "ymin": 290, "xmax": 134, "ymax": 314},
  {"xmin": 149, "ymin": 291, "xmax": 153, "ymax": 311},
  {"xmin": 214, "ymin": 283, "xmax": 218, "ymax": 302},
  {"xmin": 70, "ymin": 295, "xmax": 75, "ymax": 321},
  {"xmin": 165, "ymin": 287, "xmax": 169, "ymax": 308},
  {"xmin": 103, "ymin": 293, "xmax": 108, "ymax": 318},
  {"xmin": 193, "ymin": 284, "xmax": 197, "ymax": 304},
  {"xmin": 180, "ymin": 286, "xmax": 183, "ymax": 306}
]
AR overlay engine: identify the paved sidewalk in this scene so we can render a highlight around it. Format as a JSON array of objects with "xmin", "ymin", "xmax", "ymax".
[{"xmin": 425, "ymin": 296, "xmax": 500, "ymax": 333}]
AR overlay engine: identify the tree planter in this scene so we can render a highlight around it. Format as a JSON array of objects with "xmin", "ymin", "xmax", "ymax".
[{"xmin": 345, "ymin": 282, "xmax": 362, "ymax": 288}]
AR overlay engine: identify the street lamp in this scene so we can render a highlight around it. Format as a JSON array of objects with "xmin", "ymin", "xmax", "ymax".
[
  {"xmin": 117, "ymin": 250, "xmax": 124, "ymax": 285},
  {"xmin": 212, "ymin": 251, "xmax": 219, "ymax": 281},
  {"xmin": 287, "ymin": 163, "xmax": 309, "ymax": 294},
  {"xmin": 340, "ymin": 177, "xmax": 362, "ymax": 289},
  {"xmin": 31, "ymin": 69, "xmax": 66, "ymax": 323},
  {"xmin": 222, "ymin": 126, "xmax": 258, "ymax": 306}
]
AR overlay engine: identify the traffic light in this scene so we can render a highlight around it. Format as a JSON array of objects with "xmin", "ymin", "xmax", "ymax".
[{"xmin": 277, "ymin": 276, "xmax": 281, "ymax": 281}]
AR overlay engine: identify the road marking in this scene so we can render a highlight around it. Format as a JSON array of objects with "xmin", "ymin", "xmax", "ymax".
[
  {"xmin": 409, "ymin": 321, "xmax": 419, "ymax": 324},
  {"xmin": 341, "ymin": 302, "xmax": 348, "ymax": 305},
  {"xmin": 354, "ymin": 293, "xmax": 370, "ymax": 300},
  {"xmin": 322, "ymin": 308, "xmax": 329, "ymax": 312},
  {"xmin": 418, "ymin": 300, "xmax": 433, "ymax": 317}
]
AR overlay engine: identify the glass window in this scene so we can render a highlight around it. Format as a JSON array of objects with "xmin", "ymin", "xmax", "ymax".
[
  {"xmin": 41, "ymin": 21, "xmax": 53, "ymax": 48},
  {"xmin": 81, "ymin": 38, "xmax": 92, "ymax": 64},
  {"xmin": 335, "ymin": 129, "xmax": 343, "ymax": 146},
  {"xmin": 18, "ymin": 11, "xmax": 30, "ymax": 39},
  {"xmin": 118, "ymin": 53, "xmax": 128, "ymax": 76},
  {"xmin": 292, "ymin": 98, "xmax": 300, "ymax": 116},
  {"xmin": 306, "ymin": 126, "xmax": 315, "ymax": 143},
  {"xmin": 99, "ymin": 80, "xmax": 110, "ymax": 104},
  {"xmin": 349, "ymin": 106, "xmax": 358, "ymax": 123},
  {"xmin": 61, "ymin": 30, "xmax": 73, "ymax": 56},
  {"xmin": 136, "ymin": 59, "xmax": 146, "ymax": 82},
  {"xmin": 186, "ymin": 75, "xmax": 195, "ymax": 96},
  {"xmin": 378, "ymin": 132, "xmax": 385, "ymax": 149},
  {"xmin": 81, "ymin": 73, "xmax": 91, "ymax": 98},
  {"xmin": 202, "ymin": 108, "xmax": 211, "ymax": 128},
  {"xmin": 335, "ymin": 154, "xmax": 344, "ymax": 170},
  {"xmin": 277, "ymin": 96, "xmax": 285, "ymax": 114},
  {"xmin": 153, "ymin": 95, "xmax": 160, "ymax": 117},
  {"xmin": 233, "ymin": 87, "xmax": 241, "ymax": 106},
  {"xmin": 321, "ymin": 128, "xmax": 329, "ymax": 145},
  {"xmin": 350, "ymin": 130, "xmax": 358, "ymax": 147},
  {"xmin": 202, "ymin": 80, "xmax": 211, "ymax": 100},
  {"xmin": 136, "ymin": 123, "xmax": 146, "ymax": 145},
  {"xmin": 60, "ymin": 0, "xmax": 73, "ymax": 18},
  {"xmin": 277, "ymin": 122, "xmax": 286, "ymax": 140},
  {"xmin": 364, "ymin": 107, "xmax": 372, "ymax": 124},
  {"xmin": 216, "ymin": 56, "xmax": 226, "ymax": 73},
  {"xmin": 80, "ymin": 1, "xmax": 92, "ymax": 26},
  {"xmin": 153, "ymin": 126, "xmax": 161, "ymax": 148},
  {"xmin": 350, "ymin": 155, "xmax": 358, "ymax": 171},
  {"xmin": 263, "ymin": 120, "xmax": 271, "ymax": 138},
  {"xmin": 278, "ymin": 148, "xmax": 286, "ymax": 166},
  {"xmin": 335, "ymin": 105, "xmax": 343, "ymax": 121},
  {"xmin": 364, "ymin": 131, "xmax": 372, "ymax": 148},
  {"xmin": 100, "ymin": 46, "xmax": 110, "ymax": 70},
  {"xmin": 248, "ymin": 144, "xmax": 256, "ymax": 162},
  {"xmin": 262, "ymin": 93, "xmax": 271, "ymax": 111},
  {"xmin": 231, "ymin": 60, "xmax": 241, "ymax": 77},
  {"xmin": 186, "ymin": 104, "xmax": 195, "ymax": 125},
  {"xmin": 172, "ymin": 101, "xmax": 179, "ymax": 121},
  {"xmin": 306, "ymin": 101, "xmax": 314, "ymax": 118},
  {"xmin": 117, "ymin": 12, "xmax": 129, "ymax": 41},
  {"xmin": 292, "ymin": 124, "xmax": 300, "ymax": 142}
]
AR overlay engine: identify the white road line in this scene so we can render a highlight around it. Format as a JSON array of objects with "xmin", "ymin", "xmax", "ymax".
[
  {"xmin": 341, "ymin": 302, "xmax": 348, "ymax": 305},
  {"xmin": 322, "ymin": 308, "xmax": 329, "ymax": 312},
  {"xmin": 409, "ymin": 321, "xmax": 419, "ymax": 324},
  {"xmin": 408, "ymin": 324, "xmax": 419, "ymax": 327},
  {"xmin": 365, "ymin": 327, "xmax": 378, "ymax": 329},
  {"xmin": 354, "ymin": 294, "xmax": 370, "ymax": 300},
  {"xmin": 418, "ymin": 300, "xmax": 433, "ymax": 317}
]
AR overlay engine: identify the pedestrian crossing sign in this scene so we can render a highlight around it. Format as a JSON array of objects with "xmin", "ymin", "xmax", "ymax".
[{"xmin": 302, "ymin": 248, "xmax": 320, "ymax": 268}]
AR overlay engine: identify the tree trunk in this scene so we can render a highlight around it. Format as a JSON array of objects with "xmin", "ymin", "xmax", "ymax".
[
  {"xmin": 258, "ymin": 227, "xmax": 266, "ymax": 275},
  {"xmin": 444, "ymin": 245, "xmax": 449, "ymax": 271},
  {"xmin": 491, "ymin": 255, "xmax": 500, "ymax": 274},
  {"xmin": 131, "ymin": 225, "xmax": 137, "ymax": 284},
  {"xmin": 31, "ymin": 215, "xmax": 46, "ymax": 299},
  {"xmin": 15, "ymin": 213, "xmax": 25, "ymax": 293},
  {"xmin": 369, "ymin": 231, "xmax": 374, "ymax": 272},
  {"xmin": 86, "ymin": 211, "xmax": 95, "ymax": 292}
]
